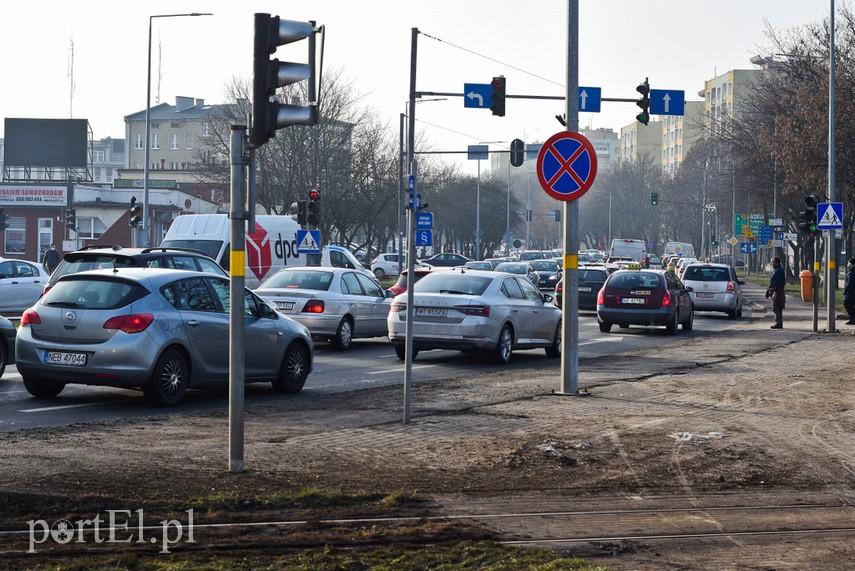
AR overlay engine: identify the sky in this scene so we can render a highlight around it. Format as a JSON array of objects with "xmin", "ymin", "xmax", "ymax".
[{"xmin": 0, "ymin": 1, "xmax": 832, "ymax": 175}]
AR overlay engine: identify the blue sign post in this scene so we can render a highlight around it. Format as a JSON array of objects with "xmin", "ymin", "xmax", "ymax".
[
  {"xmin": 649, "ymin": 89, "xmax": 685, "ymax": 116},
  {"xmin": 578, "ymin": 86, "xmax": 601, "ymax": 113},
  {"xmin": 416, "ymin": 212, "xmax": 433, "ymax": 229}
]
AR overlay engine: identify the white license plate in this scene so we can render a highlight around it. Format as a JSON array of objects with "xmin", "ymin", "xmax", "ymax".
[
  {"xmin": 578, "ymin": 286, "xmax": 592, "ymax": 292},
  {"xmin": 622, "ymin": 297, "xmax": 646, "ymax": 305},
  {"xmin": 44, "ymin": 351, "xmax": 87, "ymax": 367},
  {"xmin": 697, "ymin": 292, "xmax": 716, "ymax": 299},
  {"xmin": 414, "ymin": 307, "xmax": 447, "ymax": 318},
  {"xmin": 275, "ymin": 301, "xmax": 295, "ymax": 311}
]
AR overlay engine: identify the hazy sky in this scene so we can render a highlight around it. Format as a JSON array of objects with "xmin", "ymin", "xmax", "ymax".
[{"xmin": 0, "ymin": 1, "xmax": 831, "ymax": 174}]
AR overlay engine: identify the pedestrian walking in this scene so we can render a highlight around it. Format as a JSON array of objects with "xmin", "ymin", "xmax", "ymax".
[
  {"xmin": 766, "ymin": 256, "xmax": 785, "ymax": 329},
  {"xmin": 42, "ymin": 243, "xmax": 61, "ymax": 275},
  {"xmin": 844, "ymin": 257, "xmax": 855, "ymax": 325}
]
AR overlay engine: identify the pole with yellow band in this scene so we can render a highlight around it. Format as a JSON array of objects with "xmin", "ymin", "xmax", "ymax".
[
  {"xmin": 563, "ymin": 253, "xmax": 578, "ymax": 270},
  {"xmin": 231, "ymin": 249, "xmax": 246, "ymax": 277}
]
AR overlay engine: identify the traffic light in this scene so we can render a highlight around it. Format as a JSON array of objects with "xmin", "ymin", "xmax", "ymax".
[
  {"xmin": 490, "ymin": 76, "xmax": 506, "ymax": 117},
  {"xmin": 0, "ymin": 208, "xmax": 7, "ymax": 231},
  {"xmin": 307, "ymin": 189, "xmax": 320, "ymax": 228},
  {"xmin": 510, "ymin": 138, "xmax": 524, "ymax": 167},
  {"xmin": 129, "ymin": 197, "xmax": 142, "ymax": 227},
  {"xmin": 797, "ymin": 193, "xmax": 821, "ymax": 235},
  {"xmin": 650, "ymin": 192, "xmax": 659, "ymax": 206},
  {"xmin": 250, "ymin": 13, "xmax": 319, "ymax": 148},
  {"xmin": 65, "ymin": 208, "xmax": 76, "ymax": 230},
  {"xmin": 297, "ymin": 200, "xmax": 308, "ymax": 227},
  {"xmin": 636, "ymin": 77, "xmax": 650, "ymax": 125}
]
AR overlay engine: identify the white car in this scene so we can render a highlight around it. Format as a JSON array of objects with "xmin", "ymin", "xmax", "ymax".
[
  {"xmin": 0, "ymin": 258, "xmax": 50, "ymax": 314},
  {"xmin": 681, "ymin": 262, "xmax": 744, "ymax": 319},
  {"xmin": 370, "ymin": 253, "xmax": 428, "ymax": 280}
]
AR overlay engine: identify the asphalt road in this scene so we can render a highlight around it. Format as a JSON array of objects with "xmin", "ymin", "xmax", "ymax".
[{"xmin": 0, "ymin": 310, "xmax": 751, "ymax": 432}]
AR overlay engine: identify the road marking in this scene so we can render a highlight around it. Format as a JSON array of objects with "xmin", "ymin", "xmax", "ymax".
[
  {"xmin": 579, "ymin": 337, "xmax": 622, "ymax": 346},
  {"xmin": 19, "ymin": 402, "xmax": 114, "ymax": 413},
  {"xmin": 368, "ymin": 364, "xmax": 436, "ymax": 375}
]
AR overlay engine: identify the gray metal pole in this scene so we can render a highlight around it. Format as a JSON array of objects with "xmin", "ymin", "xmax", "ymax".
[
  {"xmin": 398, "ymin": 112, "xmax": 405, "ymax": 272},
  {"xmin": 143, "ymin": 16, "xmax": 154, "ymax": 248},
  {"xmin": 827, "ymin": 0, "xmax": 837, "ymax": 332},
  {"xmin": 403, "ymin": 28, "xmax": 418, "ymax": 425},
  {"xmin": 506, "ymin": 158, "xmax": 511, "ymax": 255},
  {"xmin": 228, "ymin": 125, "xmax": 247, "ymax": 473},
  {"xmin": 476, "ymin": 159, "xmax": 481, "ymax": 260},
  {"xmin": 559, "ymin": 0, "xmax": 580, "ymax": 395}
]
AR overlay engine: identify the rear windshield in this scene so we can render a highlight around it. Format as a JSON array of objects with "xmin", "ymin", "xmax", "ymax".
[
  {"xmin": 52, "ymin": 255, "xmax": 136, "ymax": 281},
  {"xmin": 42, "ymin": 277, "xmax": 149, "ymax": 310},
  {"xmin": 414, "ymin": 273, "xmax": 492, "ymax": 296},
  {"xmin": 682, "ymin": 266, "xmax": 731, "ymax": 281},
  {"xmin": 608, "ymin": 272, "xmax": 662, "ymax": 290},
  {"xmin": 579, "ymin": 269, "xmax": 607, "ymax": 281},
  {"xmin": 259, "ymin": 270, "xmax": 333, "ymax": 291},
  {"xmin": 530, "ymin": 260, "xmax": 558, "ymax": 271}
]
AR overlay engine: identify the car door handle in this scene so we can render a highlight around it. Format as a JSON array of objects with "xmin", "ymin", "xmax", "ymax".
[{"xmin": 187, "ymin": 320, "xmax": 201, "ymax": 326}]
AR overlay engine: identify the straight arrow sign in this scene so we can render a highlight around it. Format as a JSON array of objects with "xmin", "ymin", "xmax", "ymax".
[
  {"xmin": 578, "ymin": 86, "xmax": 601, "ymax": 113},
  {"xmin": 649, "ymin": 89, "xmax": 685, "ymax": 116}
]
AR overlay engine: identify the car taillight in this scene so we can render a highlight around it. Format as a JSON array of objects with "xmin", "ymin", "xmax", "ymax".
[
  {"xmin": 726, "ymin": 281, "xmax": 735, "ymax": 293},
  {"xmin": 103, "ymin": 314, "xmax": 154, "ymax": 334},
  {"xmin": 596, "ymin": 288, "xmax": 604, "ymax": 305},
  {"xmin": 302, "ymin": 300, "xmax": 325, "ymax": 314},
  {"xmin": 21, "ymin": 309, "xmax": 41, "ymax": 326},
  {"xmin": 390, "ymin": 301, "xmax": 405, "ymax": 312},
  {"xmin": 42, "ymin": 286, "xmax": 52, "ymax": 296},
  {"xmin": 456, "ymin": 305, "xmax": 490, "ymax": 317},
  {"xmin": 661, "ymin": 292, "xmax": 671, "ymax": 307},
  {"xmin": 556, "ymin": 282, "xmax": 563, "ymax": 294}
]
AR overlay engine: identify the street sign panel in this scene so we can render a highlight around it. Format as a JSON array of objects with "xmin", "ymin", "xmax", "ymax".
[
  {"xmin": 467, "ymin": 144, "xmax": 489, "ymax": 161},
  {"xmin": 415, "ymin": 229, "xmax": 432, "ymax": 247},
  {"xmin": 536, "ymin": 131, "xmax": 598, "ymax": 202},
  {"xmin": 778, "ymin": 232, "xmax": 798, "ymax": 241},
  {"xmin": 578, "ymin": 86, "xmax": 601, "ymax": 113},
  {"xmin": 416, "ymin": 212, "xmax": 433, "ymax": 229},
  {"xmin": 463, "ymin": 83, "xmax": 492, "ymax": 109},
  {"xmin": 739, "ymin": 242, "xmax": 758, "ymax": 254},
  {"xmin": 817, "ymin": 202, "xmax": 843, "ymax": 229},
  {"xmin": 296, "ymin": 229, "xmax": 321, "ymax": 254},
  {"xmin": 649, "ymin": 89, "xmax": 685, "ymax": 115}
]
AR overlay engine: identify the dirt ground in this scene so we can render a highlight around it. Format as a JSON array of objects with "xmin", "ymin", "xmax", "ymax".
[{"xmin": 2, "ymin": 293, "xmax": 855, "ymax": 569}]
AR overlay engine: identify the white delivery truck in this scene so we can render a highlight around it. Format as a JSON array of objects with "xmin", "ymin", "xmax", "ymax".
[
  {"xmin": 662, "ymin": 241, "xmax": 696, "ymax": 264},
  {"xmin": 160, "ymin": 214, "xmax": 369, "ymax": 288},
  {"xmin": 608, "ymin": 238, "xmax": 646, "ymax": 262}
]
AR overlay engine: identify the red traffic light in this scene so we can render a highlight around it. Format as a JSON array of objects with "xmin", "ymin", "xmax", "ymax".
[{"xmin": 309, "ymin": 189, "xmax": 320, "ymax": 201}]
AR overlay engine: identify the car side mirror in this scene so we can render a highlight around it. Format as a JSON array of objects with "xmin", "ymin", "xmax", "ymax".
[
  {"xmin": 542, "ymin": 293, "xmax": 554, "ymax": 304},
  {"xmin": 260, "ymin": 303, "xmax": 277, "ymax": 319},
  {"xmin": 385, "ymin": 290, "xmax": 395, "ymax": 299},
  {"xmin": 684, "ymin": 286, "xmax": 693, "ymax": 292}
]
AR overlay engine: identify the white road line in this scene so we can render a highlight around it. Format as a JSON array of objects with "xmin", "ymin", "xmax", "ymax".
[
  {"xmin": 579, "ymin": 337, "xmax": 622, "ymax": 346},
  {"xmin": 19, "ymin": 402, "xmax": 114, "ymax": 413},
  {"xmin": 368, "ymin": 364, "xmax": 436, "ymax": 375}
]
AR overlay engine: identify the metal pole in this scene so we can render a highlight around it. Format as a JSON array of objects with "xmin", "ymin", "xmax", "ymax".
[
  {"xmin": 228, "ymin": 125, "xmax": 247, "ymax": 473},
  {"xmin": 526, "ymin": 173, "xmax": 531, "ymax": 247},
  {"xmin": 506, "ymin": 158, "xmax": 511, "ymax": 255},
  {"xmin": 398, "ymin": 112, "xmax": 405, "ymax": 271},
  {"xmin": 403, "ymin": 28, "xmax": 418, "ymax": 425},
  {"xmin": 813, "ymin": 235, "xmax": 820, "ymax": 332},
  {"xmin": 476, "ymin": 159, "xmax": 481, "ymax": 260},
  {"xmin": 827, "ymin": 0, "xmax": 837, "ymax": 332},
  {"xmin": 143, "ymin": 16, "xmax": 154, "ymax": 248}
]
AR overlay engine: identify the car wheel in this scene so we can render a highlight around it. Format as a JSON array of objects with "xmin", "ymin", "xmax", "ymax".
[
  {"xmin": 272, "ymin": 342, "xmax": 309, "ymax": 394},
  {"xmin": 144, "ymin": 349, "xmax": 188, "ymax": 406},
  {"xmin": 727, "ymin": 308, "xmax": 737, "ymax": 319},
  {"xmin": 23, "ymin": 375, "xmax": 65, "ymax": 398},
  {"xmin": 682, "ymin": 309, "xmax": 694, "ymax": 331},
  {"xmin": 545, "ymin": 322, "xmax": 561, "ymax": 358},
  {"xmin": 373, "ymin": 268, "xmax": 385, "ymax": 280},
  {"xmin": 394, "ymin": 344, "xmax": 418, "ymax": 361},
  {"xmin": 0, "ymin": 341, "xmax": 6, "ymax": 379},
  {"xmin": 665, "ymin": 312, "xmax": 679, "ymax": 335},
  {"xmin": 618, "ymin": 323, "xmax": 630, "ymax": 329},
  {"xmin": 331, "ymin": 317, "xmax": 354, "ymax": 351},
  {"xmin": 736, "ymin": 307, "xmax": 743, "ymax": 318},
  {"xmin": 599, "ymin": 321, "xmax": 612, "ymax": 333},
  {"xmin": 492, "ymin": 324, "xmax": 513, "ymax": 364}
]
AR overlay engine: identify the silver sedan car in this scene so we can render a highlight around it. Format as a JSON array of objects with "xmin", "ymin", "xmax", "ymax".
[
  {"xmin": 254, "ymin": 267, "xmax": 393, "ymax": 350},
  {"xmin": 681, "ymin": 262, "xmax": 744, "ymax": 318},
  {"xmin": 15, "ymin": 268, "xmax": 313, "ymax": 406},
  {"xmin": 388, "ymin": 268, "xmax": 561, "ymax": 364}
]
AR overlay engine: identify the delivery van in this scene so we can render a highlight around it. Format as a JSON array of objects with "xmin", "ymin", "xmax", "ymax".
[
  {"xmin": 608, "ymin": 238, "xmax": 646, "ymax": 263},
  {"xmin": 662, "ymin": 241, "xmax": 695, "ymax": 263},
  {"xmin": 160, "ymin": 214, "xmax": 369, "ymax": 288}
]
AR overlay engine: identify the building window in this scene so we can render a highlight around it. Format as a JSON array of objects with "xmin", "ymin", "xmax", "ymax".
[
  {"xmin": 4, "ymin": 217, "xmax": 26, "ymax": 255},
  {"xmin": 106, "ymin": 168, "xmax": 113, "ymax": 182},
  {"xmin": 170, "ymin": 133, "xmax": 179, "ymax": 150},
  {"xmin": 93, "ymin": 150, "xmax": 105, "ymax": 162},
  {"xmin": 185, "ymin": 133, "xmax": 193, "ymax": 149},
  {"xmin": 202, "ymin": 122, "xmax": 211, "ymax": 137},
  {"xmin": 134, "ymin": 162, "xmax": 143, "ymax": 169},
  {"xmin": 134, "ymin": 134, "xmax": 143, "ymax": 149},
  {"xmin": 94, "ymin": 167, "xmax": 102, "ymax": 181},
  {"xmin": 171, "ymin": 122, "xmax": 180, "ymax": 128},
  {"xmin": 77, "ymin": 217, "xmax": 107, "ymax": 240},
  {"xmin": 170, "ymin": 162, "xmax": 179, "ymax": 170},
  {"xmin": 152, "ymin": 132, "xmax": 160, "ymax": 150},
  {"xmin": 201, "ymin": 149, "xmax": 210, "ymax": 164}
]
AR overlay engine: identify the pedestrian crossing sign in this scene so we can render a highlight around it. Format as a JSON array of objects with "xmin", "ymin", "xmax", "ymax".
[
  {"xmin": 817, "ymin": 202, "xmax": 843, "ymax": 230},
  {"xmin": 296, "ymin": 229, "xmax": 321, "ymax": 254}
]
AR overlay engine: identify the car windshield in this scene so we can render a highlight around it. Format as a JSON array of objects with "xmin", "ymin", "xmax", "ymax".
[
  {"xmin": 43, "ymin": 277, "xmax": 149, "ymax": 310},
  {"xmin": 608, "ymin": 272, "xmax": 661, "ymax": 289},
  {"xmin": 413, "ymin": 273, "xmax": 492, "ymax": 296},
  {"xmin": 530, "ymin": 261, "xmax": 558, "ymax": 271},
  {"xmin": 259, "ymin": 269, "xmax": 333, "ymax": 291},
  {"xmin": 682, "ymin": 266, "xmax": 730, "ymax": 281}
]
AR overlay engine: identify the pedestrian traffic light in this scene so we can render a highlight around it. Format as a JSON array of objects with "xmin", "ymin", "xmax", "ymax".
[
  {"xmin": 490, "ymin": 76, "xmax": 506, "ymax": 117},
  {"xmin": 636, "ymin": 77, "xmax": 650, "ymax": 125},
  {"xmin": 0, "ymin": 208, "xmax": 8, "ymax": 231},
  {"xmin": 307, "ymin": 189, "xmax": 320, "ymax": 228},
  {"xmin": 65, "ymin": 208, "xmax": 76, "ymax": 230},
  {"xmin": 650, "ymin": 192, "xmax": 659, "ymax": 206},
  {"xmin": 250, "ymin": 13, "xmax": 319, "ymax": 148},
  {"xmin": 129, "ymin": 197, "xmax": 142, "ymax": 227},
  {"xmin": 510, "ymin": 138, "xmax": 524, "ymax": 167}
]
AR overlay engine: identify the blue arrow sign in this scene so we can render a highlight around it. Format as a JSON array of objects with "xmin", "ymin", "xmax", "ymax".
[
  {"xmin": 817, "ymin": 202, "xmax": 843, "ymax": 230},
  {"xmin": 649, "ymin": 89, "xmax": 685, "ymax": 116},
  {"xmin": 578, "ymin": 86, "xmax": 601, "ymax": 113},
  {"xmin": 416, "ymin": 212, "xmax": 433, "ymax": 229},
  {"xmin": 463, "ymin": 83, "xmax": 492, "ymax": 108},
  {"xmin": 739, "ymin": 242, "xmax": 758, "ymax": 254}
]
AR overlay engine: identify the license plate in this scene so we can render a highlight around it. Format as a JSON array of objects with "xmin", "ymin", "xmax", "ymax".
[
  {"xmin": 578, "ymin": 286, "xmax": 592, "ymax": 292},
  {"xmin": 697, "ymin": 292, "xmax": 715, "ymax": 299},
  {"xmin": 44, "ymin": 351, "xmax": 87, "ymax": 367},
  {"xmin": 622, "ymin": 297, "xmax": 646, "ymax": 305},
  {"xmin": 414, "ymin": 307, "xmax": 447, "ymax": 318},
  {"xmin": 275, "ymin": 301, "xmax": 295, "ymax": 311}
]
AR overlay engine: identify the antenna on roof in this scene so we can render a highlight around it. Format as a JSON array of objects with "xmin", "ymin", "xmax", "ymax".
[
  {"xmin": 67, "ymin": 33, "xmax": 76, "ymax": 118},
  {"xmin": 156, "ymin": 36, "xmax": 162, "ymax": 104}
]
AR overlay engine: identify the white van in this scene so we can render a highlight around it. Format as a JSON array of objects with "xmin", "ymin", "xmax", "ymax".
[
  {"xmin": 663, "ymin": 241, "xmax": 695, "ymax": 262},
  {"xmin": 608, "ymin": 238, "xmax": 646, "ymax": 262},
  {"xmin": 160, "ymin": 214, "xmax": 370, "ymax": 287}
]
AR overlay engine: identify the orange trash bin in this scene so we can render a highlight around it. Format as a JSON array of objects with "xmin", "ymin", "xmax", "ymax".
[{"xmin": 800, "ymin": 269, "xmax": 813, "ymax": 302}]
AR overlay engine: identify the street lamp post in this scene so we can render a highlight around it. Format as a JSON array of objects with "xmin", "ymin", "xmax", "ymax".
[{"xmin": 143, "ymin": 12, "xmax": 212, "ymax": 247}]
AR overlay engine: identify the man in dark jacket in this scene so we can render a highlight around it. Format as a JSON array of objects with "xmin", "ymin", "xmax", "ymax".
[
  {"xmin": 766, "ymin": 256, "xmax": 785, "ymax": 329},
  {"xmin": 844, "ymin": 258, "xmax": 855, "ymax": 325},
  {"xmin": 42, "ymin": 243, "xmax": 61, "ymax": 275}
]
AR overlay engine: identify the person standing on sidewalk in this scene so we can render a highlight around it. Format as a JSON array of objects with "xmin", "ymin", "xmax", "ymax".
[
  {"xmin": 844, "ymin": 257, "xmax": 855, "ymax": 325},
  {"xmin": 42, "ymin": 243, "xmax": 61, "ymax": 275},
  {"xmin": 766, "ymin": 256, "xmax": 785, "ymax": 329}
]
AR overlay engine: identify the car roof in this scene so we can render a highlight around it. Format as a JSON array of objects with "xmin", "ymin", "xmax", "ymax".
[
  {"xmin": 55, "ymin": 267, "xmax": 220, "ymax": 286},
  {"xmin": 63, "ymin": 246, "xmax": 208, "ymax": 259}
]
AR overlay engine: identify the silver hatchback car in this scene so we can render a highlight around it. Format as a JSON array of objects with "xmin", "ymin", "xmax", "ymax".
[
  {"xmin": 681, "ymin": 262, "xmax": 744, "ymax": 319},
  {"xmin": 15, "ymin": 268, "xmax": 313, "ymax": 406}
]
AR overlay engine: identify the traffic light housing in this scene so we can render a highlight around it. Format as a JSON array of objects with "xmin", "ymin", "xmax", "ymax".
[
  {"xmin": 510, "ymin": 138, "xmax": 524, "ymax": 167},
  {"xmin": 798, "ymin": 194, "xmax": 822, "ymax": 235},
  {"xmin": 129, "ymin": 197, "xmax": 142, "ymax": 227},
  {"xmin": 251, "ymin": 13, "xmax": 319, "ymax": 148},
  {"xmin": 490, "ymin": 76, "xmax": 506, "ymax": 117},
  {"xmin": 0, "ymin": 208, "xmax": 8, "ymax": 231},
  {"xmin": 636, "ymin": 77, "xmax": 650, "ymax": 125},
  {"xmin": 307, "ymin": 189, "xmax": 320, "ymax": 228},
  {"xmin": 65, "ymin": 208, "xmax": 76, "ymax": 230},
  {"xmin": 297, "ymin": 200, "xmax": 308, "ymax": 227},
  {"xmin": 650, "ymin": 192, "xmax": 659, "ymax": 206}
]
